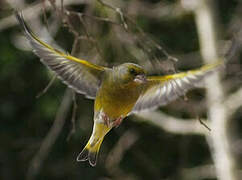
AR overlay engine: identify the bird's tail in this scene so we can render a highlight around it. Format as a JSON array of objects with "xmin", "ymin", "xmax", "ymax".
[{"xmin": 77, "ymin": 122, "xmax": 111, "ymax": 166}]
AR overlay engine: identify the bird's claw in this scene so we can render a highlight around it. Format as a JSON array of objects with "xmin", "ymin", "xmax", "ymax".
[
  {"xmin": 101, "ymin": 112, "xmax": 123, "ymax": 128},
  {"xmin": 113, "ymin": 116, "xmax": 123, "ymax": 127},
  {"xmin": 102, "ymin": 113, "xmax": 111, "ymax": 127}
]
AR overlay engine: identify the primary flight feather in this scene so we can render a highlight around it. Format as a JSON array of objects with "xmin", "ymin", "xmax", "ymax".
[{"xmin": 16, "ymin": 11, "xmax": 223, "ymax": 166}]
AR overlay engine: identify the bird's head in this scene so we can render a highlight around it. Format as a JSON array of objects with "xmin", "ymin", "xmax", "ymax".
[{"xmin": 114, "ymin": 63, "xmax": 147, "ymax": 85}]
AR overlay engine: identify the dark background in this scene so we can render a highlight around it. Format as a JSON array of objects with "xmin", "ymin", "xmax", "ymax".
[{"xmin": 0, "ymin": 0, "xmax": 242, "ymax": 179}]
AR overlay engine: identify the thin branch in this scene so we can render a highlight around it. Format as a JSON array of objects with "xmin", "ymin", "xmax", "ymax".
[
  {"xmin": 125, "ymin": 15, "xmax": 178, "ymax": 63},
  {"xmin": 77, "ymin": 14, "xmax": 104, "ymax": 61},
  {"xmin": 135, "ymin": 111, "xmax": 207, "ymax": 135},
  {"xmin": 189, "ymin": 0, "xmax": 238, "ymax": 179},
  {"xmin": 105, "ymin": 129, "xmax": 139, "ymax": 178},
  {"xmin": 224, "ymin": 87, "xmax": 242, "ymax": 117},
  {"xmin": 96, "ymin": 0, "xmax": 178, "ymax": 65},
  {"xmin": 97, "ymin": 0, "xmax": 128, "ymax": 30},
  {"xmin": 36, "ymin": 74, "xmax": 56, "ymax": 98},
  {"xmin": 198, "ymin": 116, "xmax": 211, "ymax": 131},
  {"xmin": 181, "ymin": 164, "xmax": 242, "ymax": 180},
  {"xmin": 41, "ymin": 0, "xmax": 50, "ymax": 30},
  {"xmin": 67, "ymin": 11, "xmax": 119, "ymax": 25},
  {"xmin": 1, "ymin": 0, "xmax": 87, "ymax": 31},
  {"xmin": 26, "ymin": 89, "xmax": 72, "ymax": 180},
  {"xmin": 26, "ymin": 11, "xmax": 82, "ymax": 178},
  {"xmin": 105, "ymin": 130, "xmax": 139, "ymax": 169},
  {"xmin": 224, "ymin": 33, "xmax": 241, "ymax": 62},
  {"xmin": 62, "ymin": 13, "xmax": 79, "ymax": 37},
  {"xmin": 62, "ymin": 10, "xmax": 108, "ymax": 65},
  {"xmin": 67, "ymin": 91, "xmax": 77, "ymax": 141},
  {"xmin": 128, "ymin": 1, "xmax": 186, "ymax": 20},
  {"xmin": 181, "ymin": 164, "xmax": 215, "ymax": 180}
]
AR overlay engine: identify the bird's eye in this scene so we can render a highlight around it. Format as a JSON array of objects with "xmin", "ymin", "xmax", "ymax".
[{"xmin": 129, "ymin": 68, "xmax": 136, "ymax": 75}]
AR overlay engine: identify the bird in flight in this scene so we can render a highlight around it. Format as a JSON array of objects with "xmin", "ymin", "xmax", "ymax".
[{"xmin": 15, "ymin": 11, "xmax": 223, "ymax": 166}]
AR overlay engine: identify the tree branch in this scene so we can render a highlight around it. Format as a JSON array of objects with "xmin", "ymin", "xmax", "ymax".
[
  {"xmin": 181, "ymin": 164, "xmax": 242, "ymax": 180},
  {"xmin": 0, "ymin": 0, "xmax": 88, "ymax": 31},
  {"xmin": 105, "ymin": 129, "xmax": 139, "ymax": 176},
  {"xmin": 184, "ymin": 0, "xmax": 239, "ymax": 179},
  {"xmin": 135, "ymin": 111, "xmax": 207, "ymax": 135},
  {"xmin": 26, "ymin": 89, "xmax": 72, "ymax": 180},
  {"xmin": 225, "ymin": 87, "xmax": 242, "ymax": 117}
]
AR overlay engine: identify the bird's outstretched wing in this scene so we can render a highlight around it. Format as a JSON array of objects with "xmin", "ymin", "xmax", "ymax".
[
  {"xmin": 132, "ymin": 61, "xmax": 223, "ymax": 113},
  {"xmin": 15, "ymin": 11, "xmax": 107, "ymax": 99}
]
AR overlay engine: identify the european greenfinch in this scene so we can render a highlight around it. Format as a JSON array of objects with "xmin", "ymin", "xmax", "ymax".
[{"xmin": 16, "ymin": 12, "xmax": 223, "ymax": 166}]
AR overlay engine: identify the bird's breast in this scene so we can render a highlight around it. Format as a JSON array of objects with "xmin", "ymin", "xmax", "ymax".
[{"xmin": 94, "ymin": 82, "xmax": 142, "ymax": 120}]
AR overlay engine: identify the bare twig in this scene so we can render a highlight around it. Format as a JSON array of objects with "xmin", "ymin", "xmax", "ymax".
[
  {"xmin": 66, "ymin": 10, "xmax": 119, "ymax": 25},
  {"xmin": 225, "ymin": 87, "xmax": 242, "ymax": 118},
  {"xmin": 1, "ymin": 0, "xmax": 87, "ymax": 31},
  {"xmin": 135, "ymin": 111, "xmax": 207, "ymax": 135},
  {"xmin": 26, "ymin": 9, "xmax": 83, "ymax": 178},
  {"xmin": 106, "ymin": 130, "xmax": 139, "ymax": 169},
  {"xmin": 181, "ymin": 164, "xmax": 242, "ymax": 180},
  {"xmin": 97, "ymin": 0, "xmax": 128, "ymax": 30},
  {"xmin": 67, "ymin": 91, "xmax": 78, "ymax": 141},
  {"xmin": 27, "ymin": 89, "xmax": 72, "ymax": 180},
  {"xmin": 224, "ymin": 34, "xmax": 241, "ymax": 62},
  {"xmin": 181, "ymin": 164, "xmax": 216, "ymax": 180},
  {"xmin": 62, "ymin": 10, "xmax": 108, "ymax": 65},
  {"xmin": 77, "ymin": 14, "xmax": 104, "ymax": 61},
  {"xmin": 41, "ymin": 0, "xmax": 50, "ymax": 30},
  {"xmin": 105, "ymin": 129, "xmax": 139, "ymax": 178},
  {"xmin": 125, "ymin": 15, "xmax": 178, "ymax": 62},
  {"xmin": 128, "ymin": 1, "xmax": 186, "ymax": 20},
  {"xmin": 62, "ymin": 13, "xmax": 79, "ymax": 37},
  {"xmin": 96, "ymin": 0, "xmax": 178, "ymax": 68},
  {"xmin": 36, "ymin": 75, "xmax": 56, "ymax": 98},
  {"xmin": 187, "ymin": 0, "xmax": 238, "ymax": 179},
  {"xmin": 198, "ymin": 116, "xmax": 211, "ymax": 131}
]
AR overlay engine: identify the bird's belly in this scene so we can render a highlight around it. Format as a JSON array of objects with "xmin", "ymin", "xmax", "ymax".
[{"xmin": 95, "ymin": 87, "xmax": 140, "ymax": 119}]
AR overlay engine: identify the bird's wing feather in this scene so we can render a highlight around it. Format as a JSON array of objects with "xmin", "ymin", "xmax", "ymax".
[
  {"xmin": 131, "ymin": 61, "xmax": 223, "ymax": 113},
  {"xmin": 15, "ymin": 11, "xmax": 107, "ymax": 99}
]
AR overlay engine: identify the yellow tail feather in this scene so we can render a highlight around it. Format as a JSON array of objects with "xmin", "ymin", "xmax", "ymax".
[
  {"xmin": 77, "ymin": 122, "xmax": 111, "ymax": 166},
  {"xmin": 77, "ymin": 137, "xmax": 104, "ymax": 166}
]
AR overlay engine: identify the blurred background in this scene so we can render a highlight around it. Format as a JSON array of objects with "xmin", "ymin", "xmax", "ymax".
[{"xmin": 0, "ymin": 0, "xmax": 242, "ymax": 179}]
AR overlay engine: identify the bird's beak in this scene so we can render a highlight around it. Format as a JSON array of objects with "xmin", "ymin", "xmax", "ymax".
[{"xmin": 134, "ymin": 74, "xmax": 147, "ymax": 83}]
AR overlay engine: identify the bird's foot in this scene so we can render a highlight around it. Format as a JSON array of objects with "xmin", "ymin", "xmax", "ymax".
[
  {"xmin": 101, "ymin": 112, "xmax": 123, "ymax": 127},
  {"xmin": 113, "ymin": 116, "xmax": 124, "ymax": 127},
  {"xmin": 102, "ymin": 113, "xmax": 111, "ymax": 127}
]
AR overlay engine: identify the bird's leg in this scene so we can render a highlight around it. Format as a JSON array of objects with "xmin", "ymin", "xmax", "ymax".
[
  {"xmin": 113, "ymin": 116, "xmax": 124, "ymax": 127},
  {"xmin": 102, "ymin": 113, "xmax": 110, "ymax": 127}
]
